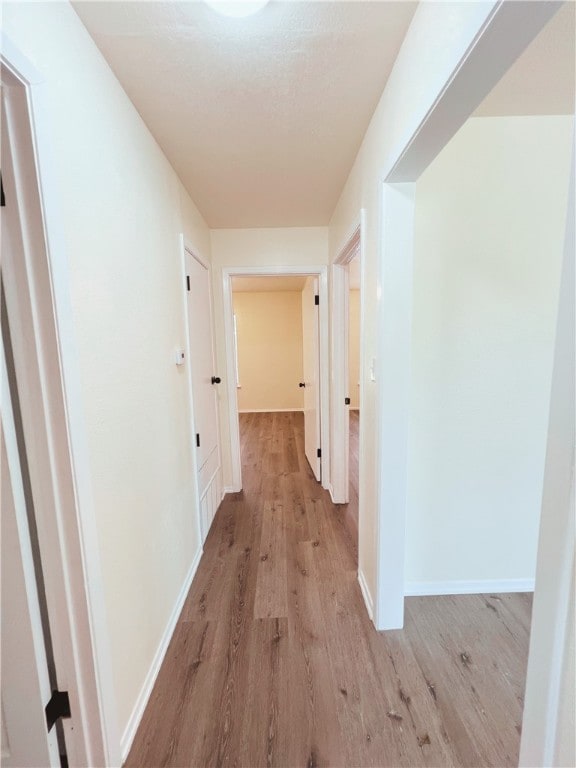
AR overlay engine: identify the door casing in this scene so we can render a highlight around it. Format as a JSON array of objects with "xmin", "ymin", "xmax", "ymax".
[
  {"xmin": 1, "ymin": 32, "xmax": 119, "ymax": 767},
  {"xmin": 331, "ymin": 213, "xmax": 364, "ymax": 505},
  {"xmin": 222, "ymin": 265, "xmax": 329, "ymax": 493}
]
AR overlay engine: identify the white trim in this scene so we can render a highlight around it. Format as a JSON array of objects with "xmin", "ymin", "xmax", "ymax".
[
  {"xmin": 330, "ymin": 264, "xmax": 350, "ymax": 504},
  {"xmin": 222, "ymin": 265, "xmax": 330, "ymax": 493},
  {"xmin": 374, "ymin": 183, "xmax": 415, "ymax": 631},
  {"xmin": 1, "ymin": 333, "xmax": 61, "ymax": 766},
  {"xmin": 1, "ymin": 33, "xmax": 119, "ymax": 766},
  {"xmin": 238, "ymin": 408, "xmax": 304, "ymax": 414},
  {"xmin": 335, "ymin": 218, "xmax": 361, "ymax": 265},
  {"xmin": 384, "ymin": 2, "xmax": 561, "ymax": 184},
  {"xmin": 222, "ymin": 271, "xmax": 243, "ymax": 492},
  {"xmin": 120, "ymin": 546, "xmax": 203, "ymax": 762},
  {"xmin": 327, "ymin": 484, "xmax": 336, "ymax": 504},
  {"xmin": 358, "ymin": 569, "xmax": 374, "ymax": 621},
  {"xmin": 405, "ymin": 579, "xmax": 535, "ymax": 597},
  {"xmin": 331, "ymin": 211, "xmax": 366, "ymax": 505}
]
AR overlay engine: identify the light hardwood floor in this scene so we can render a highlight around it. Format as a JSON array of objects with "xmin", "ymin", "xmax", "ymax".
[{"xmin": 126, "ymin": 411, "xmax": 532, "ymax": 768}]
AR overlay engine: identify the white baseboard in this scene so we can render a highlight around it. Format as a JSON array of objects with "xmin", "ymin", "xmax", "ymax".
[
  {"xmin": 238, "ymin": 408, "xmax": 304, "ymax": 413},
  {"xmin": 328, "ymin": 484, "xmax": 348, "ymax": 505},
  {"xmin": 404, "ymin": 578, "xmax": 535, "ymax": 596},
  {"xmin": 358, "ymin": 569, "xmax": 374, "ymax": 621},
  {"xmin": 222, "ymin": 485, "xmax": 241, "ymax": 495},
  {"xmin": 328, "ymin": 484, "xmax": 336, "ymax": 504},
  {"xmin": 120, "ymin": 546, "xmax": 203, "ymax": 761}
]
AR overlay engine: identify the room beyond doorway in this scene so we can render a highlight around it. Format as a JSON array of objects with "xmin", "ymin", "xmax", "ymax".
[{"xmin": 221, "ymin": 266, "xmax": 329, "ymax": 494}]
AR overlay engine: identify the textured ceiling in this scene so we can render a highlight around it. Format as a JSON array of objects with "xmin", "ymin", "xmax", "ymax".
[
  {"xmin": 476, "ymin": 2, "xmax": 575, "ymax": 117},
  {"xmin": 232, "ymin": 276, "xmax": 307, "ymax": 292},
  {"xmin": 73, "ymin": 1, "xmax": 573, "ymax": 228},
  {"xmin": 73, "ymin": 0, "xmax": 417, "ymax": 228}
]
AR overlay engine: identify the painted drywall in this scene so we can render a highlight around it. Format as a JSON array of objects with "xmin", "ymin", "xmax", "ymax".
[
  {"xmin": 328, "ymin": 1, "xmax": 508, "ymax": 605},
  {"xmin": 211, "ymin": 227, "xmax": 328, "ymax": 487},
  {"xmin": 233, "ymin": 291, "xmax": 304, "ymax": 412},
  {"xmin": 406, "ymin": 115, "xmax": 573, "ymax": 586},
  {"xmin": 348, "ymin": 290, "xmax": 360, "ymax": 409},
  {"xmin": 3, "ymin": 1, "xmax": 211, "ymax": 751}
]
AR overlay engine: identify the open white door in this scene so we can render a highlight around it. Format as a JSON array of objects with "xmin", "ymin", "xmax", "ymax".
[
  {"xmin": 1, "ymin": 344, "xmax": 60, "ymax": 768},
  {"xmin": 301, "ymin": 277, "xmax": 321, "ymax": 481},
  {"xmin": 185, "ymin": 249, "xmax": 221, "ymax": 540}
]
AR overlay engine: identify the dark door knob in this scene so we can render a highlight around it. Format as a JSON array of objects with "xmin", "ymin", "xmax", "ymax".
[
  {"xmin": 211, "ymin": 376, "xmax": 221, "ymax": 384},
  {"xmin": 299, "ymin": 382, "xmax": 306, "ymax": 388}
]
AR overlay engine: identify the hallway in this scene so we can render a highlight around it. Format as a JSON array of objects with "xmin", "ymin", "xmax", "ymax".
[{"xmin": 126, "ymin": 412, "xmax": 531, "ymax": 767}]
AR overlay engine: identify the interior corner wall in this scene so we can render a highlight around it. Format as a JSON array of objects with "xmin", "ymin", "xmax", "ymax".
[
  {"xmin": 233, "ymin": 291, "xmax": 304, "ymax": 412},
  {"xmin": 406, "ymin": 115, "xmax": 574, "ymax": 589},
  {"xmin": 210, "ymin": 227, "xmax": 328, "ymax": 488},
  {"xmin": 348, "ymin": 290, "xmax": 361, "ymax": 409},
  {"xmin": 3, "ymin": 1, "xmax": 211, "ymax": 748}
]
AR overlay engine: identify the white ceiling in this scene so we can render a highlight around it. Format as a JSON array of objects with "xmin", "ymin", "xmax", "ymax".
[
  {"xmin": 476, "ymin": 2, "xmax": 575, "ymax": 117},
  {"xmin": 73, "ymin": 1, "xmax": 574, "ymax": 230},
  {"xmin": 232, "ymin": 276, "xmax": 307, "ymax": 292},
  {"xmin": 73, "ymin": 0, "xmax": 417, "ymax": 228}
]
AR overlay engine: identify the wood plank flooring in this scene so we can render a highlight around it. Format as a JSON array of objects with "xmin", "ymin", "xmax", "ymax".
[{"xmin": 126, "ymin": 411, "xmax": 532, "ymax": 768}]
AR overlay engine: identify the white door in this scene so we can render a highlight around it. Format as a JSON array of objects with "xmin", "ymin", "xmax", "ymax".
[
  {"xmin": 185, "ymin": 250, "xmax": 221, "ymax": 538},
  {"xmin": 1, "ymin": 344, "xmax": 60, "ymax": 768},
  {"xmin": 301, "ymin": 276, "xmax": 321, "ymax": 481}
]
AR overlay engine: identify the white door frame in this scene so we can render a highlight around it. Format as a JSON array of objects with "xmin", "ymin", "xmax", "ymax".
[
  {"xmin": 370, "ymin": 0, "xmax": 564, "ymax": 633},
  {"xmin": 1, "ymin": 34, "xmax": 120, "ymax": 766},
  {"xmin": 331, "ymin": 212, "xmax": 365, "ymax": 505},
  {"xmin": 222, "ymin": 265, "xmax": 329, "ymax": 493}
]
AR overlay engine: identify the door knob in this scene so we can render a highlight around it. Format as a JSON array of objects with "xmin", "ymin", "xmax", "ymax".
[
  {"xmin": 299, "ymin": 382, "xmax": 306, "ymax": 388},
  {"xmin": 211, "ymin": 376, "xmax": 221, "ymax": 384}
]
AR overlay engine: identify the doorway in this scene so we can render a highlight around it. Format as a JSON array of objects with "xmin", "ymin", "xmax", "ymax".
[
  {"xmin": 346, "ymin": 254, "xmax": 361, "ymax": 539},
  {"xmin": 330, "ymin": 214, "xmax": 364, "ymax": 515},
  {"xmin": 1, "ymin": 40, "xmax": 116, "ymax": 766},
  {"xmin": 222, "ymin": 266, "xmax": 329, "ymax": 494},
  {"xmin": 231, "ymin": 275, "xmax": 321, "ymax": 481}
]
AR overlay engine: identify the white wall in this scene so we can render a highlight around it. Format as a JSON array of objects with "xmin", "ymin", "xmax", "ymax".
[
  {"xmin": 233, "ymin": 291, "xmax": 304, "ymax": 412},
  {"xmin": 406, "ymin": 115, "xmax": 573, "ymax": 589},
  {"xmin": 3, "ymin": 1, "xmax": 211, "ymax": 751},
  {"xmin": 328, "ymin": 1, "xmax": 505, "ymax": 606},
  {"xmin": 211, "ymin": 227, "xmax": 328, "ymax": 487}
]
